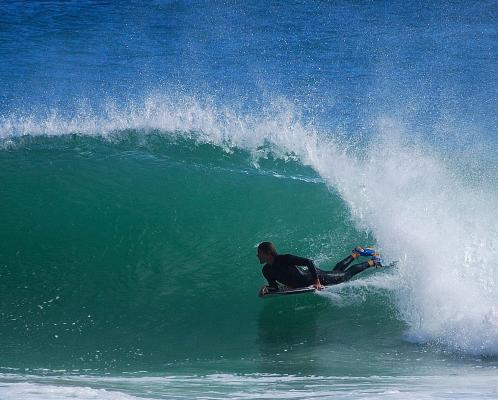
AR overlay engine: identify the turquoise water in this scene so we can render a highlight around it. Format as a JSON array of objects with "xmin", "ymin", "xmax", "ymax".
[
  {"xmin": 1, "ymin": 132, "xmax": 497, "ymax": 398},
  {"xmin": 1, "ymin": 1, "xmax": 498, "ymax": 398},
  {"xmin": 0, "ymin": 134, "xmax": 369, "ymax": 370}
]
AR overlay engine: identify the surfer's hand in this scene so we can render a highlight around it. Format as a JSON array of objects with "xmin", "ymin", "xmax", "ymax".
[
  {"xmin": 313, "ymin": 280, "xmax": 323, "ymax": 290},
  {"xmin": 258, "ymin": 285, "xmax": 269, "ymax": 297}
]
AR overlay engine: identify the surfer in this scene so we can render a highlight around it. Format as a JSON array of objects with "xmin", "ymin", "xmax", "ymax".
[{"xmin": 257, "ymin": 242, "xmax": 383, "ymax": 296}]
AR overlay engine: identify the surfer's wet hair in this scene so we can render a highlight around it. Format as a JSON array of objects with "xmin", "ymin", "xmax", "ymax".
[{"xmin": 258, "ymin": 242, "xmax": 277, "ymax": 257}]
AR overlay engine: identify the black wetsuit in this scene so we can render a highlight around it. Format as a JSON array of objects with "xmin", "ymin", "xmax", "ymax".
[{"xmin": 262, "ymin": 254, "xmax": 371, "ymax": 290}]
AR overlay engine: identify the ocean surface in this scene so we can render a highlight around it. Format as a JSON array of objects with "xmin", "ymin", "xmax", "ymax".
[{"xmin": 1, "ymin": 1, "xmax": 498, "ymax": 399}]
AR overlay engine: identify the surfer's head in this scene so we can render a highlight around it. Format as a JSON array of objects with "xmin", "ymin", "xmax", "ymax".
[{"xmin": 257, "ymin": 242, "xmax": 277, "ymax": 264}]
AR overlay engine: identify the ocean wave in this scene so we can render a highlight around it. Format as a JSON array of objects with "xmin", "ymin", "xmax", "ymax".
[{"xmin": 1, "ymin": 94, "xmax": 498, "ymax": 356}]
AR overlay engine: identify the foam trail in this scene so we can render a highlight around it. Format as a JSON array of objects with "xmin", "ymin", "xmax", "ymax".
[
  {"xmin": 2, "ymin": 95, "xmax": 497, "ymax": 355},
  {"xmin": 318, "ymin": 272, "xmax": 403, "ymax": 308},
  {"xmin": 2, "ymin": 372, "xmax": 498, "ymax": 400},
  {"xmin": 0, "ymin": 382, "xmax": 141, "ymax": 400}
]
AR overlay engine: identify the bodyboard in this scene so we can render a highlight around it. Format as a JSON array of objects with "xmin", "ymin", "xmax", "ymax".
[{"xmin": 259, "ymin": 286, "xmax": 316, "ymax": 298}]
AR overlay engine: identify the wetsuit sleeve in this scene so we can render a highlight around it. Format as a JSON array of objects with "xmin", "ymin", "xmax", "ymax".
[
  {"xmin": 262, "ymin": 265, "xmax": 279, "ymax": 291},
  {"xmin": 288, "ymin": 255, "xmax": 319, "ymax": 282}
]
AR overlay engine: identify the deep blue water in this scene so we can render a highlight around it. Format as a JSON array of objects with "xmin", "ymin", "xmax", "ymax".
[{"xmin": 2, "ymin": 1, "xmax": 497, "ymax": 134}]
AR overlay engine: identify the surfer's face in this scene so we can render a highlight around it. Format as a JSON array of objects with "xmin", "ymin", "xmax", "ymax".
[{"xmin": 257, "ymin": 249, "xmax": 269, "ymax": 264}]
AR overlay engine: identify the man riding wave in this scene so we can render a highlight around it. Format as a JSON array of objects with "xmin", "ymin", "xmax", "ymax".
[{"xmin": 257, "ymin": 242, "xmax": 383, "ymax": 296}]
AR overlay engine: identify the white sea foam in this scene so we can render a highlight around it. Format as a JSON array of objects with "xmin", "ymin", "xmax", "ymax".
[
  {"xmin": 1, "ymin": 94, "xmax": 497, "ymax": 355},
  {"xmin": 1, "ymin": 372, "xmax": 498, "ymax": 400},
  {"xmin": 317, "ymin": 272, "xmax": 403, "ymax": 307},
  {"xmin": 0, "ymin": 381, "xmax": 141, "ymax": 400}
]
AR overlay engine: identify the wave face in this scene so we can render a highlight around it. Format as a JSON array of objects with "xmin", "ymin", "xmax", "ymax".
[
  {"xmin": 1, "ymin": 98, "xmax": 497, "ymax": 373},
  {"xmin": 0, "ymin": 116, "xmax": 375, "ymax": 371}
]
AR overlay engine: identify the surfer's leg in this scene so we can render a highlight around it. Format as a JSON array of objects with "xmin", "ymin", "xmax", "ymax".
[
  {"xmin": 332, "ymin": 253, "xmax": 359, "ymax": 272},
  {"xmin": 343, "ymin": 260, "xmax": 375, "ymax": 281},
  {"xmin": 320, "ymin": 259, "xmax": 376, "ymax": 285},
  {"xmin": 318, "ymin": 271, "xmax": 346, "ymax": 285}
]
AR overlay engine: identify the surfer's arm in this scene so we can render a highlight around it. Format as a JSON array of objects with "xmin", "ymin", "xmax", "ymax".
[{"xmin": 262, "ymin": 267, "xmax": 279, "ymax": 291}]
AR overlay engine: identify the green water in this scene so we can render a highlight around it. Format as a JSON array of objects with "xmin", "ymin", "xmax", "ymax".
[
  {"xmin": 2, "ymin": 134, "xmax": 498, "ymax": 400},
  {"xmin": 1, "ymin": 134, "xmax": 383, "ymax": 372}
]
